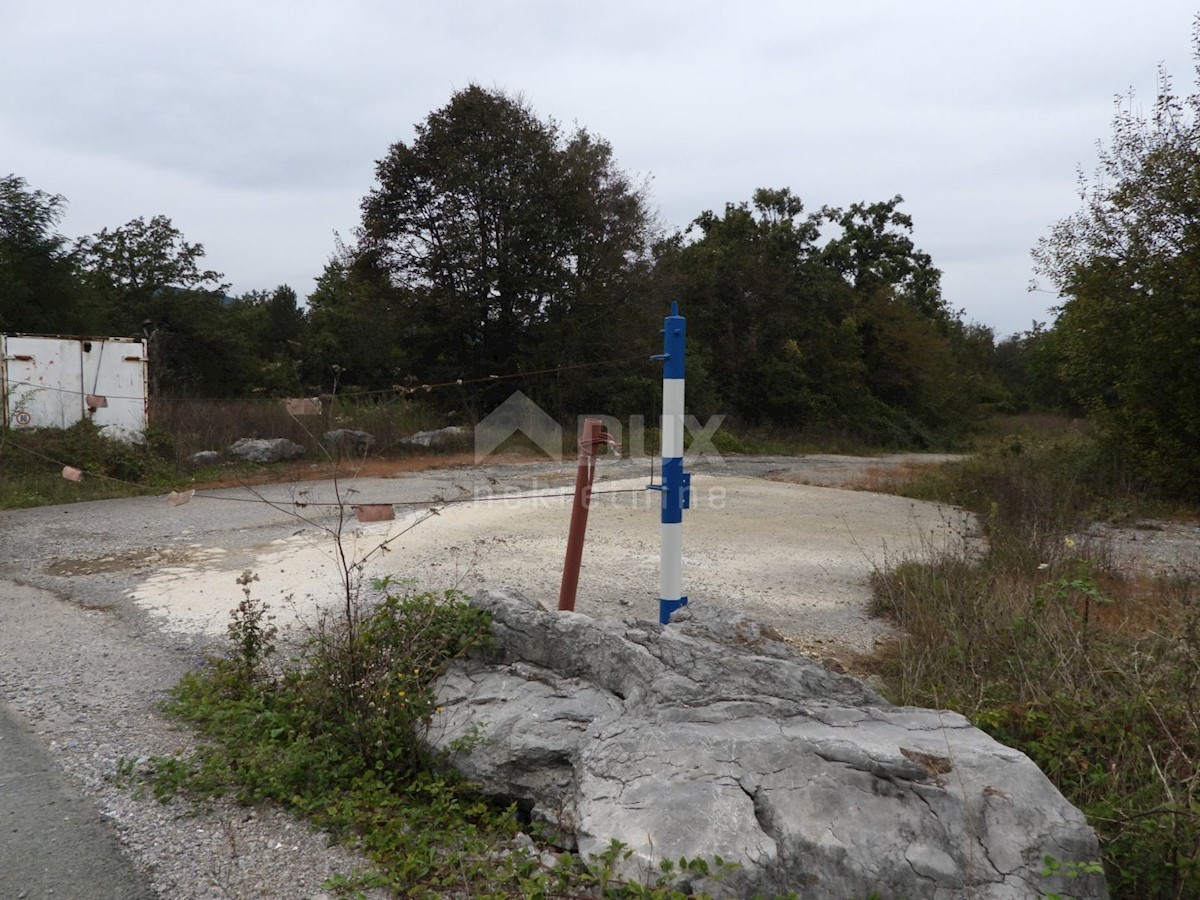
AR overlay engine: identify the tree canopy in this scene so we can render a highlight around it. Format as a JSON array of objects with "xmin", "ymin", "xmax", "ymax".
[
  {"xmin": 4, "ymin": 87, "xmax": 1010, "ymax": 444},
  {"xmin": 1033, "ymin": 34, "xmax": 1200, "ymax": 497},
  {"xmin": 70, "ymin": 215, "xmax": 251, "ymax": 395},
  {"xmin": 342, "ymin": 85, "xmax": 658, "ymax": 416},
  {"xmin": 653, "ymin": 188, "xmax": 982, "ymax": 444},
  {"xmin": 0, "ymin": 175, "xmax": 87, "ymax": 333},
  {"xmin": 73, "ymin": 214, "xmax": 227, "ymax": 322}
]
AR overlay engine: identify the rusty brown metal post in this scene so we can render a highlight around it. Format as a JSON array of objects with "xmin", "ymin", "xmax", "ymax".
[{"xmin": 558, "ymin": 417, "xmax": 603, "ymax": 612}]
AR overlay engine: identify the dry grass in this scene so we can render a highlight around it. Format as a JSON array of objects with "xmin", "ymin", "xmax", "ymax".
[
  {"xmin": 865, "ymin": 442, "xmax": 1200, "ymax": 898},
  {"xmin": 149, "ymin": 396, "xmax": 449, "ymax": 464},
  {"xmin": 833, "ymin": 459, "xmax": 946, "ymax": 492},
  {"xmin": 977, "ymin": 412, "xmax": 1094, "ymax": 442},
  {"xmin": 869, "ymin": 543, "xmax": 1200, "ymax": 897}
]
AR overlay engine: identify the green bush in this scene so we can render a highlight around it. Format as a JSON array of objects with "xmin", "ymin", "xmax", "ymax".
[
  {"xmin": 1031, "ymin": 39, "xmax": 1200, "ymax": 502},
  {"xmin": 0, "ymin": 420, "xmax": 173, "ymax": 507}
]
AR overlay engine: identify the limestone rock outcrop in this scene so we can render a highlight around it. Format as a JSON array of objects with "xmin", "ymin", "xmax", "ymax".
[
  {"xmin": 226, "ymin": 437, "xmax": 305, "ymax": 463},
  {"xmin": 428, "ymin": 589, "xmax": 1108, "ymax": 899},
  {"xmin": 322, "ymin": 429, "xmax": 375, "ymax": 456},
  {"xmin": 401, "ymin": 425, "xmax": 469, "ymax": 449}
]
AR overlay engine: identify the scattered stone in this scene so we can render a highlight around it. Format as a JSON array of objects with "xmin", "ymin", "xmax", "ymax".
[
  {"xmin": 226, "ymin": 438, "xmax": 306, "ymax": 464},
  {"xmin": 98, "ymin": 425, "xmax": 146, "ymax": 447},
  {"xmin": 401, "ymin": 425, "xmax": 469, "ymax": 449},
  {"xmin": 322, "ymin": 429, "xmax": 375, "ymax": 456},
  {"xmin": 428, "ymin": 589, "xmax": 1109, "ymax": 899},
  {"xmin": 186, "ymin": 450, "xmax": 222, "ymax": 467}
]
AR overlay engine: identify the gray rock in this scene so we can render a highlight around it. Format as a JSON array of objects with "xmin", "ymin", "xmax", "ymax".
[
  {"xmin": 401, "ymin": 425, "xmax": 469, "ymax": 449},
  {"xmin": 428, "ymin": 590, "xmax": 1108, "ymax": 899},
  {"xmin": 186, "ymin": 450, "xmax": 222, "ymax": 467},
  {"xmin": 322, "ymin": 429, "xmax": 375, "ymax": 456},
  {"xmin": 226, "ymin": 438, "xmax": 305, "ymax": 464}
]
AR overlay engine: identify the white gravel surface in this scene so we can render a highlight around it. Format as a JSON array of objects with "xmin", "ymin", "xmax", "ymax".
[
  {"xmin": 127, "ymin": 474, "xmax": 971, "ymax": 655},
  {"xmin": 0, "ymin": 454, "xmax": 972, "ymax": 898},
  {"xmin": 0, "ymin": 578, "xmax": 388, "ymax": 900}
]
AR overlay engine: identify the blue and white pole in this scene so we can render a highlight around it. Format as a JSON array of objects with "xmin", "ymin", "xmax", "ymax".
[{"xmin": 650, "ymin": 302, "xmax": 690, "ymax": 625}]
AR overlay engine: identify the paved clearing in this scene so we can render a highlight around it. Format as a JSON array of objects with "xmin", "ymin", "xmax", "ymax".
[
  {"xmin": 0, "ymin": 452, "xmax": 968, "ymax": 898},
  {"xmin": 130, "ymin": 472, "xmax": 967, "ymax": 656},
  {"xmin": 14, "ymin": 454, "xmax": 968, "ymax": 654}
]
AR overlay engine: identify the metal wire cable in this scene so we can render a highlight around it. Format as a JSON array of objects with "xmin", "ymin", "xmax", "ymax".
[{"xmin": 1, "ymin": 350, "xmax": 655, "ymax": 404}]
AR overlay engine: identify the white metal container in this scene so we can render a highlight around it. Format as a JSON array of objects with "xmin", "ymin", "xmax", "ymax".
[{"xmin": 1, "ymin": 334, "xmax": 149, "ymax": 430}]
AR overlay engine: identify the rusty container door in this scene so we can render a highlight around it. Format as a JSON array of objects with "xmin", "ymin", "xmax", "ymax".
[
  {"xmin": 2, "ymin": 335, "xmax": 83, "ymax": 429},
  {"xmin": 81, "ymin": 337, "xmax": 148, "ymax": 430}
]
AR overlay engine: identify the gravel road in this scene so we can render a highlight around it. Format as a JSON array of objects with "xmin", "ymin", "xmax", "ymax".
[{"xmin": 0, "ymin": 453, "xmax": 967, "ymax": 899}]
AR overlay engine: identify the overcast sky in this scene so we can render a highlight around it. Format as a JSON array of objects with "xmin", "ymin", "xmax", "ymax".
[{"xmin": 3, "ymin": 1, "xmax": 1196, "ymax": 338}]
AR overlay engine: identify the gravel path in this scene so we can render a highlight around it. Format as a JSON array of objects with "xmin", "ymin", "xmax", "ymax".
[
  {"xmin": 0, "ymin": 579, "xmax": 383, "ymax": 900},
  {"xmin": 0, "ymin": 453, "xmax": 969, "ymax": 898}
]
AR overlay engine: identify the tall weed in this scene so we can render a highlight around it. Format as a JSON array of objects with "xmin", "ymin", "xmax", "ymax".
[{"xmin": 149, "ymin": 395, "xmax": 442, "ymax": 463}]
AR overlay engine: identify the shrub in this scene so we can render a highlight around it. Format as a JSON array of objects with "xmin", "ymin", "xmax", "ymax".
[{"xmin": 0, "ymin": 419, "xmax": 172, "ymax": 506}]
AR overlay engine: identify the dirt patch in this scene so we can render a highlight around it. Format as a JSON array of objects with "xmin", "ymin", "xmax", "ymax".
[{"xmin": 44, "ymin": 546, "xmax": 227, "ymax": 577}]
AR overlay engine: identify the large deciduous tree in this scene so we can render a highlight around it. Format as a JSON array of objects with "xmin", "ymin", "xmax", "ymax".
[
  {"xmin": 821, "ymin": 196, "xmax": 946, "ymax": 322},
  {"xmin": 74, "ymin": 215, "xmax": 247, "ymax": 395},
  {"xmin": 0, "ymin": 175, "xmax": 88, "ymax": 333},
  {"xmin": 351, "ymin": 85, "xmax": 657, "ymax": 415},
  {"xmin": 73, "ymin": 214, "xmax": 226, "ymax": 322},
  {"xmin": 1033, "ymin": 31, "xmax": 1200, "ymax": 497}
]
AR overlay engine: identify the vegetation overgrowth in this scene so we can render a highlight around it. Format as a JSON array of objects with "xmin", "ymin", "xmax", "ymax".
[
  {"xmin": 136, "ymin": 580, "xmax": 755, "ymax": 898},
  {"xmin": 0, "ymin": 419, "xmax": 178, "ymax": 507},
  {"xmin": 870, "ymin": 430, "xmax": 1200, "ymax": 898}
]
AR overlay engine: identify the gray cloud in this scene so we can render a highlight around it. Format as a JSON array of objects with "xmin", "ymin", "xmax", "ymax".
[{"xmin": 3, "ymin": 0, "xmax": 1194, "ymax": 336}]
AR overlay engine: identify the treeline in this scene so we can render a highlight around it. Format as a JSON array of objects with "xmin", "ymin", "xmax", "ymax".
[
  {"xmin": 0, "ymin": 199, "xmax": 306, "ymax": 398},
  {"xmin": 0, "ymin": 86, "xmax": 1014, "ymax": 447},
  {"xmin": 5, "ymin": 76, "xmax": 1198, "ymax": 489}
]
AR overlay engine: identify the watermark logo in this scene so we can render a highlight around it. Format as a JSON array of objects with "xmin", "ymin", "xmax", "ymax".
[
  {"xmin": 474, "ymin": 390, "xmax": 563, "ymax": 462},
  {"xmin": 475, "ymin": 391, "xmax": 726, "ymax": 464}
]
